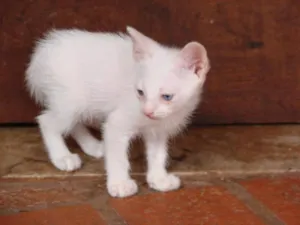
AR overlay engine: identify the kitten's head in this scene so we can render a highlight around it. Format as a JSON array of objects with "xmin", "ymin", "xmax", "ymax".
[{"xmin": 127, "ymin": 26, "xmax": 210, "ymax": 120}]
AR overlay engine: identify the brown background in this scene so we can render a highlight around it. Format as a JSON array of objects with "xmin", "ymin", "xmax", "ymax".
[{"xmin": 1, "ymin": 0, "xmax": 300, "ymax": 125}]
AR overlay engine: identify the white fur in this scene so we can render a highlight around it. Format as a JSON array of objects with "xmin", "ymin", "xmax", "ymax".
[{"xmin": 25, "ymin": 27, "xmax": 210, "ymax": 197}]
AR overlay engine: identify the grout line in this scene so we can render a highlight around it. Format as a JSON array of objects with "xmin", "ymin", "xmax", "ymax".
[
  {"xmin": 220, "ymin": 180, "xmax": 285, "ymax": 225},
  {"xmin": 3, "ymin": 169, "xmax": 300, "ymax": 179},
  {"xmin": 88, "ymin": 194, "xmax": 128, "ymax": 225}
]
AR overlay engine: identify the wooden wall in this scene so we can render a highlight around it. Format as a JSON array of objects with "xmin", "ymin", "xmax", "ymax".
[{"xmin": 1, "ymin": 0, "xmax": 300, "ymax": 124}]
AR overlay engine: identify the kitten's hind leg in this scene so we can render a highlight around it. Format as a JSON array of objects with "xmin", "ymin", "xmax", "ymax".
[
  {"xmin": 37, "ymin": 111, "xmax": 82, "ymax": 172},
  {"xmin": 71, "ymin": 124, "xmax": 104, "ymax": 158}
]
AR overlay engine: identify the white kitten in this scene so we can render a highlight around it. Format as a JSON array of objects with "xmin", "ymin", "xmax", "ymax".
[{"xmin": 25, "ymin": 26, "xmax": 210, "ymax": 197}]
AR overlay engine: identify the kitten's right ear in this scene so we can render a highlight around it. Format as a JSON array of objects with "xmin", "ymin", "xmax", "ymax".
[
  {"xmin": 178, "ymin": 42, "xmax": 210, "ymax": 78},
  {"xmin": 126, "ymin": 26, "xmax": 158, "ymax": 61}
]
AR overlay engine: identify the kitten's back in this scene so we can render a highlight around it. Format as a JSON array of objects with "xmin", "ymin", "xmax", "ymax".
[{"xmin": 26, "ymin": 29, "xmax": 134, "ymax": 108}]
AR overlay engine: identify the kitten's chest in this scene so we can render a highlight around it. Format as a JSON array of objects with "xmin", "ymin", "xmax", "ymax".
[{"xmin": 138, "ymin": 112, "xmax": 189, "ymax": 136}]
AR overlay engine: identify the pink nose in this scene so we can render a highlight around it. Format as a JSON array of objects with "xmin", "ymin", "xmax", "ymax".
[{"xmin": 143, "ymin": 110, "xmax": 154, "ymax": 118}]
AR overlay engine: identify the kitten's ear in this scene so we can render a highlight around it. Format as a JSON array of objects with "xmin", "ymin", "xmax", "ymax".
[
  {"xmin": 126, "ymin": 26, "xmax": 158, "ymax": 61},
  {"xmin": 178, "ymin": 42, "xmax": 210, "ymax": 77}
]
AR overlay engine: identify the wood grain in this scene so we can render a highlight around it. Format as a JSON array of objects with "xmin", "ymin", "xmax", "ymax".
[{"xmin": 0, "ymin": 0, "xmax": 299, "ymax": 124}]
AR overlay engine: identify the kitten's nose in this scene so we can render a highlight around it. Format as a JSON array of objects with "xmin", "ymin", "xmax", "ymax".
[
  {"xmin": 143, "ymin": 110, "xmax": 154, "ymax": 118},
  {"xmin": 143, "ymin": 103, "xmax": 155, "ymax": 119}
]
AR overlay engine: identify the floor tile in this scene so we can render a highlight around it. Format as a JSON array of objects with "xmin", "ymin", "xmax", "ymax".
[
  {"xmin": 0, "ymin": 204, "xmax": 106, "ymax": 225},
  {"xmin": 0, "ymin": 178, "xmax": 103, "ymax": 212},
  {"xmin": 1, "ymin": 125, "xmax": 300, "ymax": 178},
  {"xmin": 0, "ymin": 187, "xmax": 77, "ymax": 211},
  {"xmin": 110, "ymin": 187, "xmax": 265, "ymax": 225},
  {"xmin": 241, "ymin": 176, "xmax": 300, "ymax": 225}
]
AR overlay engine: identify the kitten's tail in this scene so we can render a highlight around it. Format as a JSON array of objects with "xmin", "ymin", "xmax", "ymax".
[
  {"xmin": 25, "ymin": 31, "xmax": 58, "ymax": 106},
  {"xmin": 25, "ymin": 50, "xmax": 47, "ymax": 106}
]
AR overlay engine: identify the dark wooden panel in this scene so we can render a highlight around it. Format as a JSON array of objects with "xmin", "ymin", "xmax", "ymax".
[{"xmin": 0, "ymin": 0, "xmax": 300, "ymax": 124}]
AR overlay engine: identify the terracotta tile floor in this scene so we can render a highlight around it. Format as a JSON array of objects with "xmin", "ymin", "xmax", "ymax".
[
  {"xmin": 0, "ymin": 125, "xmax": 300, "ymax": 224},
  {"xmin": 110, "ymin": 186, "xmax": 266, "ymax": 225},
  {"xmin": 241, "ymin": 177, "xmax": 300, "ymax": 225},
  {"xmin": 1, "ymin": 175, "xmax": 300, "ymax": 224},
  {"xmin": 0, "ymin": 204, "xmax": 106, "ymax": 225}
]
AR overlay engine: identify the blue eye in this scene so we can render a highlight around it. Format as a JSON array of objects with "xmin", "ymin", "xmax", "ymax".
[
  {"xmin": 137, "ymin": 89, "xmax": 144, "ymax": 96},
  {"xmin": 161, "ymin": 94, "xmax": 174, "ymax": 101}
]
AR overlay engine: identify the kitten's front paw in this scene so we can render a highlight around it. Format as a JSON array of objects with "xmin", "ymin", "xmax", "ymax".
[
  {"xmin": 147, "ymin": 173, "xmax": 181, "ymax": 192},
  {"xmin": 51, "ymin": 154, "xmax": 82, "ymax": 172},
  {"xmin": 82, "ymin": 141, "xmax": 104, "ymax": 159},
  {"xmin": 107, "ymin": 179, "xmax": 138, "ymax": 198}
]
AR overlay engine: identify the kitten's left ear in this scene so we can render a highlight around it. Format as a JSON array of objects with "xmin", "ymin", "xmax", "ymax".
[
  {"xmin": 178, "ymin": 42, "xmax": 210, "ymax": 77},
  {"xmin": 126, "ymin": 26, "xmax": 158, "ymax": 61}
]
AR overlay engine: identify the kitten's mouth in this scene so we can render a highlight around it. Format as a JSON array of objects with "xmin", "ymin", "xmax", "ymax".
[
  {"xmin": 146, "ymin": 114, "xmax": 156, "ymax": 120},
  {"xmin": 143, "ymin": 112, "xmax": 158, "ymax": 120}
]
